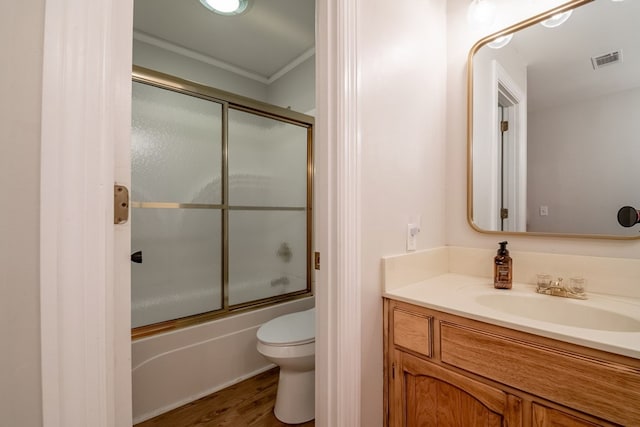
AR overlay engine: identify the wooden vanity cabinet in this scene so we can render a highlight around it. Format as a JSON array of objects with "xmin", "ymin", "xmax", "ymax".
[
  {"xmin": 396, "ymin": 350, "xmax": 522, "ymax": 427},
  {"xmin": 384, "ymin": 298, "xmax": 640, "ymax": 427},
  {"xmin": 532, "ymin": 404, "xmax": 601, "ymax": 427}
]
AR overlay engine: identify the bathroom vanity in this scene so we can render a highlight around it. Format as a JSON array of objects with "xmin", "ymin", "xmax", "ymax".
[
  {"xmin": 384, "ymin": 297, "xmax": 640, "ymax": 426},
  {"xmin": 382, "ymin": 249, "xmax": 640, "ymax": 427},
  {"xmin": 381, "ymin": 0, "xmax": 640, "ymax": 423}
]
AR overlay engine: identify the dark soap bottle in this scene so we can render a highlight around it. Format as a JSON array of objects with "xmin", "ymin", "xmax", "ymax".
[{"xmin": 494, "ymin": 241, "xmax": 512, "ymax": 289}]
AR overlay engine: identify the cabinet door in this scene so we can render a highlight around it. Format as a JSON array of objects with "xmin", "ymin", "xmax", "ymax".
[
  {"xmin": 532, "ymin": 403, "xmax": 603, "ymax": 427},
  {"xmin": 398, "ymin": 352, "xmax": 522, "ymax": 427}
]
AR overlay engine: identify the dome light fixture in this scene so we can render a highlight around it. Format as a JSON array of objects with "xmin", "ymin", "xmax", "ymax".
[
  {"xmin": 199, "ymin": 0, "xmax": 250, "ymax": 16},
  {"xmin": 487, "ymin": 33, "xmax": 513, "ymax": 49},
  {"xmin": 541, "ymin": 10, "xmax": 573, "ymax": 28}
]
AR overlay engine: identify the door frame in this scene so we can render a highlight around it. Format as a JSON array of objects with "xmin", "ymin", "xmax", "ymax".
[
  {"xmin": 40, "ymin": 0, "xmax": 133, "ymax": 425},
  {"xmin": 40, "ymin": 0, "xmax": 361, "ymax": 426},
  {"xmin": 491, "ymin": 60, "xmax": 527, "ymax": 232},
  {"xmin": 315, "ymin": 1, "xmax": 362, "ymax": 426}
]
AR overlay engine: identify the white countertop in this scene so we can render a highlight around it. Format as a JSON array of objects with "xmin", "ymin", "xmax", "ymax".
[{"xmin": 383, "ymin": 273, "xmax": 640, "ymax": 359}]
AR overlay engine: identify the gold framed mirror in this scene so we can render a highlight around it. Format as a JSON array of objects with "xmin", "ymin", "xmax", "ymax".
[{"xmin": 467, "ymin": 0, "xmax": 640, "ymax": 239}]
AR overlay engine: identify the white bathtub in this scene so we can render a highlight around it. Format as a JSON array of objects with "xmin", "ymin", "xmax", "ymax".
[{"xmin": 132, "ymin": 295, "xmax": 314, "ymax": 423}]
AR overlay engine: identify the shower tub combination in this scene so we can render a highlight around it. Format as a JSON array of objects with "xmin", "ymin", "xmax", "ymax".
[
  {"xmin": 130, "ymin": 66, "xmax": 313, "ymax": 331},
  {"xmin": 132, "ymin": 296, "xmax": 314, "ymax": 423},
  {"xmin": 129, "ymin": 67, "xmax": 314, "ymax": 422}
]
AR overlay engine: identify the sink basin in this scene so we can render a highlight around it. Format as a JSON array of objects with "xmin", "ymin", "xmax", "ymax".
[{"xmin": 475, "ymin": 294, "xmax": 640, "ymax": 332}]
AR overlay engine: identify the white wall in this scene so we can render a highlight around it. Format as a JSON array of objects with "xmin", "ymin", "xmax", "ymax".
[
  {"xmin": 133, "ymin": 38, "xmax": 316, "ymax": 115},
  {"xmin": 527, "ymin": 87, "xmax": 640, "ymax": 236},
  {"xmin": 267, "ymin": 55, "xmax": 316, "ymax": 113},
  {"xmin": 133, "ymin": 39, "xmax": 269, "ymax": 101},
  {"xmin": 358, "ymin": 0, "xmax": 448, "ymax": 425},
  {"xmin": 0, "ymin": 2, "xmax": 44, "ymax": 427},
  {"xmin": 446, "ymin": 0, "xmax": 640, "ymax": 258}
]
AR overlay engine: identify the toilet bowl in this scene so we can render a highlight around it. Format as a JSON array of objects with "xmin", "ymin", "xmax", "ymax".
[{"xmin": 257, "ymin": 307, "xmax": 315, "ymax": 424}]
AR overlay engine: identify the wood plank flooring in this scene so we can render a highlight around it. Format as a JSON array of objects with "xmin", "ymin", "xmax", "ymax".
[{"xmin": 135, "ymin": 368, "xmax": 315, "ymax": 427}]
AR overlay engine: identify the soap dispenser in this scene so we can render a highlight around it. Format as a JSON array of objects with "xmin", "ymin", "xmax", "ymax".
[{"xmin": 494, "ymin": 241, "xmax": 512, "ymax": 289}]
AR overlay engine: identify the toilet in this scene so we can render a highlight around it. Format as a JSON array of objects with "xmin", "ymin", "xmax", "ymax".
[{"xmin": 256, "ymin": 307, "xmax": 315, "ymax": 424}]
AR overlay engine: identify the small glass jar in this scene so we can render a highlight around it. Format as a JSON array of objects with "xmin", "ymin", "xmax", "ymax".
[
  {"xmin": 536, "ymin": 273, "xmax": 552, "ymax": 290},
  {"xmin": 568, "ymin": 277, "xmax": 587, "ymax": 294}
]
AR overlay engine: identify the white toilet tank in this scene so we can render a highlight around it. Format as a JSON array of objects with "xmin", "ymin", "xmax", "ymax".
[{"xmin": 257, "ymin": 308, "xmax": 315, "ymax": 346}]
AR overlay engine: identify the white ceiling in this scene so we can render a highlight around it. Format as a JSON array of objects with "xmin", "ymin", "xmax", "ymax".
[
  {"xmin": 133, "ymin": 0, "xmax": 315, "ymax": 82},
  {"xmin": 135, "ymin": 0, "xmax": 638, "ymax": 111},
  {"xmin": 506, "ymin": 0, "xmax": 640, "ymax": 112}
]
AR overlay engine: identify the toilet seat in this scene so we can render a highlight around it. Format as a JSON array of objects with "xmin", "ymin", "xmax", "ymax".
[{"xmin": 257, "ymin": 308, "xmax": 315, "ymax": 346}]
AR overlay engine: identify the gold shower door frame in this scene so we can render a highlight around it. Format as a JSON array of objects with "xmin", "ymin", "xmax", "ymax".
[{"xmin": 131, "ymin": 66, "xmax": 314, "ymax": 339}]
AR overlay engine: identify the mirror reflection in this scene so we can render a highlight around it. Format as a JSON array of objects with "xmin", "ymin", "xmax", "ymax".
[{"xmin": 469, "ymin": 0, "xmax": 640, "ymax": 238}]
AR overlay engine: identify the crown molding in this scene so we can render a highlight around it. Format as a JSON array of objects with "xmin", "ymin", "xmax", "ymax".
[
  {"xmin": 268, "ymin": 47, "xmax": 316, "ymax": 84},
  {"xmin": 133, "ymin": 30, "xmax": 315, "ymax": 86}
]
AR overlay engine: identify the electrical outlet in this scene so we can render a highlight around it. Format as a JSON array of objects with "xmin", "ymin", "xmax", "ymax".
[
  {"xmin": 539, "ymin": 205, "xmax": 549, "ymax": 216},
  {"xmin": 407, "ymin": 223, "xmax": 419, "ymax": 251}
]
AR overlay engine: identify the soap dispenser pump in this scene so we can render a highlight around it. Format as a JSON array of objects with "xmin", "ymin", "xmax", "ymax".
[{"xmin": 494, "ymin": 241, "xmax": 512, "ymax": 289}]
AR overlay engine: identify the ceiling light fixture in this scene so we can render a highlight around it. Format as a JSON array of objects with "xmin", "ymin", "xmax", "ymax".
[
  {"xmin": 467, "ymin": 0, "xmax": 497, "ymax": 27},
  {"xmin": 487, "ymin": 33, "xmax": 513, "ymax": 49},
  {"xmin": 541, "ymin": 10, "xmax": 573, "ymax": 28},
  {"xmin": 199, "ymin": 0, "xmax": 250, "ymax": 16}
]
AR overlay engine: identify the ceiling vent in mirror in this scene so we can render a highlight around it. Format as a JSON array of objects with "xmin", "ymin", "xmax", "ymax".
[{"xmin": 591, "ymin": 50, "xmax": 623, "ymax": 70}]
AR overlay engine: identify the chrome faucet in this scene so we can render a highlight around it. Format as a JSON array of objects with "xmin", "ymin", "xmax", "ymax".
[{"xmin": 536, "ymin": 277, "xmax": 587, "ymax": 300}]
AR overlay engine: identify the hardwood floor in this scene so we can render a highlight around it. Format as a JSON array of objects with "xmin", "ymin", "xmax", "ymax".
[{"xmin": 135, "ymin": 368, "xmax": 315, "ymax": 427}]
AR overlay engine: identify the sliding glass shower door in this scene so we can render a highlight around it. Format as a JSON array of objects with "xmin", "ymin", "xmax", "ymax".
[
  {"xmin": 130, "ymin": 68, "xmax": 313, "ymax": 333},
  {"xmin": 131, "ymin": 82, "xmax": 223, "ymax": 328},
  {"xmin": 227, "ymin": 109, "xmax": 309, "ymax": 306}
]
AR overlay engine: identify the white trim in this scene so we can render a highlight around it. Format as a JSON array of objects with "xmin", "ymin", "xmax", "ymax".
[
  {"xmin": 134, "ymin": 30, "xmax": 315, "ymax": 86},
  {"xmin": 334, "ymin": 0, "xmax": 361, "ymax": 423},
  {"xmin": 315, "ymin": 0, "xmax": 361, "ymax": 425},
  {"xmin": 40, "ymin": 0, "xmax": 133, "ymax": 426},
  {"xmin": 133, "ymin": 31, "xmax": 269, "ymax": 84},
  {"xmin": 268, "ymin": 47, "xmax": 316, "ymax": 84}
]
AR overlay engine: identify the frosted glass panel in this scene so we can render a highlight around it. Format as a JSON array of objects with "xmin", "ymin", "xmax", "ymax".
[
  {"xmin": 130, "ymin": 74, "xmax": 312, "ymax": 329},
  {"xmin": 132, "ymin": 82, "xmax": 222, "ymax": 204},
  {"xmin": 228, "ymin": 109, "xmax": 308, "ymax": 207},
  {"xmin": 131, "ymin": 208, "xmax": 222, "ymax": 328},
  {"xmin": 228, "ymin": 211, "xmax": 307, "ymax": 306}
]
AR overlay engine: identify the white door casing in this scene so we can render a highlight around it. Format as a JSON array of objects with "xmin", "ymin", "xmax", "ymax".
[
  {"xmin": 40, "ymin": 0, "xmax": 133, "ymax": 425},
  {"xmin": 40, "ymin": 0, "xmax": 361, "ymax": 425},
  {"xmin": 315, "ymin": 0, "xmax": 362, "ymax": 426}
]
